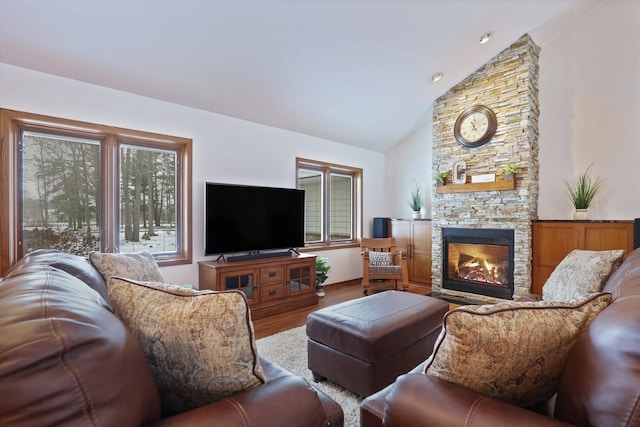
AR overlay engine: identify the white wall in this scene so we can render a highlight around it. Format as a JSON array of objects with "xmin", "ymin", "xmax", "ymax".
[
  {"xmin": 385, "ymin": 108, "xmax": 433, "ymax": 219},
  {"xmin": 0, "ymin": 63, "xmax": 386, "ymax": 285},
  {"xmin": 386, "ymin": 1, "xmax": 640, "ymax": 222},
  {"xmin": 535, "ymin": 0, "xmax": 640, "ymax": 219}
]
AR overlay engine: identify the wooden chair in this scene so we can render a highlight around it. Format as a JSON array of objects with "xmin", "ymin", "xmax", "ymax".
[{"xmin": 361, "ymin": 237, "xmax": 410, "ymax": 295}]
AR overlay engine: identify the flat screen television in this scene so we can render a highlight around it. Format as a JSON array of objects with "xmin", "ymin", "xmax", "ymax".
[{"xmin": 205, "ymin": 182, "xmax": 305, "ymax": 259}]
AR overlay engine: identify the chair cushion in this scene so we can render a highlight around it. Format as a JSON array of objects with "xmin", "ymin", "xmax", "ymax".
[
  {"xmin": 369, "ymin": 265, "xmax": 403, "ymax": 275},
  {"xmin": 89, "ymin": 250, "xmax": 165, "ymax": 283},
  {"xmin": 542, "ymin": 249, "xmax": 625, "ymax": 301},
  {"xmin": 369, "ymin": 251, "xmax": 392, "ymax": 266},
  {"xmin": 425, "ymin": 292, "xmax": 612, "ymax": 407},
  {"xmin": 108, "ymin": 278, "xmax": 266, "ymax": 417}
]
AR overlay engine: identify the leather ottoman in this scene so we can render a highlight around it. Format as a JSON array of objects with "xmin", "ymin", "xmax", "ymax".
[{"xmin": 306, "ymin": 291, "xmax": 449, "ymax": 396}]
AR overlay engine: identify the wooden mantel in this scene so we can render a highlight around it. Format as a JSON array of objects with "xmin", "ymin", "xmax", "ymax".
[{"xmin": 436, "ymin": 178, "xmax": 516, "ymax": 194}]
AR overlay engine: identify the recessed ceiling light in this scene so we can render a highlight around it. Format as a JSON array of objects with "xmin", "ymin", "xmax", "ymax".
[
  {"xmin": 431, "ymin": 72, "xmax": 443, "ymax": 83},
  {"xmin": 479, "ymin": 32, "xmax": 493, "ymax": 44}
]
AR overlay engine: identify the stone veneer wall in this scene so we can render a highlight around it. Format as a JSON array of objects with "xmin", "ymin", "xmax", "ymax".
[{"xmin": 432, "ymin": 34, "xmax": 540, "ymax": 301}]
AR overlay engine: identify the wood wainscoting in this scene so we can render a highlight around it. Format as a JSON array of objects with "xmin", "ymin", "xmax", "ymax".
[{"xmin": 531, "ymin": 220, "xmax": 634, "ymax": 295}]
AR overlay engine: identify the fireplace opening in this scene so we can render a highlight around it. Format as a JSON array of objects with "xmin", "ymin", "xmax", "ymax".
[{"xmin": 442, "ymin": 228, "xmax": 514, "ymax": 300}]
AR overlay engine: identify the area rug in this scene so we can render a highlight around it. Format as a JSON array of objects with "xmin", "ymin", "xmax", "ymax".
[{"xmin": 256, "ymin": 326, "xmax": 362, "ymax": 427}]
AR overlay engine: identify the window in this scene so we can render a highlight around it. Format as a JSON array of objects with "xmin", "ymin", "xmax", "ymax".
[
  {"xmin": 296, "ymin": 158, "xmax": 362, "ymax": 247},
  {"xmin": 0, "ymin": 109, "xmax": 192, "ymax": 273}
]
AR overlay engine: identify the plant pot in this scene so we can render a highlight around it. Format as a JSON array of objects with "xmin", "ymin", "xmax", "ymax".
[
  {"xmin": 412, "ymin": 211, "xmax": 422, "ymax": 219},
  {"xmin": 504, "ymin": 173, "xmax": 515, "ymax": 181},
  {"xmin": 573, "ymin": 209, "xmax": 589, "ymax": 220},
  {"xmin": 316, "ymin": 284, "xmax": 325, "ymax": 297},
  {"xmin": 436, "ymin": 179, "xmax": 445, "ymax": 186}
]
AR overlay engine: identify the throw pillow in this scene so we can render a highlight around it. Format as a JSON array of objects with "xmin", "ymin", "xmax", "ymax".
[
  {"xmin": 89, "ymin": 250, "xmax": 165, "ymax": 283},
  {"xmin": 424, "ymin": 292, "xmax": 612, "ymax": 407},
  {"xmin": 369, "ymin": 251, "xmax": 392, "ymax": 266},
  {"xmin": 542, "ymin": 249, "xmax": 625, "ymax": 301},
  {"xmin": 107, "ymin": 278, "xmax": 266, "ymax": 416}
]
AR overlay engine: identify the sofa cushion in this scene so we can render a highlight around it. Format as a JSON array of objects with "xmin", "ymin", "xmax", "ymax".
[
  {"xmin": 4, "ymin": 249, "xmax": 111, "ymax": 309},
  {"xmin": 89, "ymin": 250, "xmax": 165, "ymax": 283},
  {"xmin": 555, "ymin": 294, "xmax": 640, "ymax": 426},
  {"xmin": 108, "ymin": 278, "xmax": 266, "ymax": 417},
  {"xmin": 0, "ymin": 264, "xmax": 161, "ymax": 425},
  {"xmin": 425, "ymin": 292, "xmax": 612, "ymax": 407},
  {"xmin": 542, "ymin": 249, "xmax": 625, "ymax": 301}
]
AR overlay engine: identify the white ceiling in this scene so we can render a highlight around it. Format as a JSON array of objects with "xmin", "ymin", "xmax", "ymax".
[{"xmin": 0, "ymin": 0, "xmax": 603, "ymax": 152}]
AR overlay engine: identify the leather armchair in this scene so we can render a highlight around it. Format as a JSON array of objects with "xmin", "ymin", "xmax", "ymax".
[{"xmin": 361, "ymin": 247, "xmax": 640, "ymax": 427}]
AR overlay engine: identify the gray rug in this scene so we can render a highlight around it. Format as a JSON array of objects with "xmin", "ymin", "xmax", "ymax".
[{"xmin": 256, "ymin": 326, "xmax": 362, "ymax": 427}]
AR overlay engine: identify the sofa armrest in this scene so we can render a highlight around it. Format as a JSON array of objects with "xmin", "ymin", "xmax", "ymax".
[
  {"xmin": 145, "ymin": 375, "xmax": 329, "ymax": 427},
  {"xmin": 383, "ymin": 374, "xmax": 574, "ymax": 427}
]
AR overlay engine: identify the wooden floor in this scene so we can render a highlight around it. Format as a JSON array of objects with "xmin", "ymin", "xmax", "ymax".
[{"xmin": 253, "ymin": 281, "xmax": 433, "ymax": 339}]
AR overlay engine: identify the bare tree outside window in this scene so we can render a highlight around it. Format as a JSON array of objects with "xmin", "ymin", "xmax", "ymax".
[
  {"xmin": 119, "ymin": 145, "xmax": 177, "ymax": 253},
  {"xmin": 22, "ymin": 132, "xmax": 101, "ymax": 255}
]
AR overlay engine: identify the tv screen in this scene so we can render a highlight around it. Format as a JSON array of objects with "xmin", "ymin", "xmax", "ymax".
[{"xmin": 205, "ymin": 183, "xmax": 305, "ymax": 256}]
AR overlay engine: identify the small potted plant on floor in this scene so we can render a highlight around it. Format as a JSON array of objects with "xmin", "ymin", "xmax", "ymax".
[
  {"xmin": 409, "ymin": 182, "xmax": 423, "ymax": 218},
  {"xmin": 315, "ymin": 257, "xmax": 331, "ymax": 297},
  {"xmin": 434, "ymin": 171, "xmax": 448, "ymax": 187},
  {"xmin": 500, "ymin": 163, "xmax": 519, "ymax": 181},
  {"xmin": 566, "ymin": 163, "xmax": 604, "ymax": 220}
]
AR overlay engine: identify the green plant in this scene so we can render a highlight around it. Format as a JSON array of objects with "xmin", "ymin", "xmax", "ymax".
[
  {"xmin": 316, "ymin": 257, "xmax": 331, "ymax": 286},
  {"xmin": 434, "ymin": 171, "xmax": 448, "ymax": 182},
  {"xmin": 408, "ymin": 182, "xmax": 423, "ymax": 211},
  {"xmin": 501, "ymin": 163, "xmax": 519, "ymax": 175},
  {"xmin": 565, "ymin": 163, "xmax": 604, "ymax": 209}
]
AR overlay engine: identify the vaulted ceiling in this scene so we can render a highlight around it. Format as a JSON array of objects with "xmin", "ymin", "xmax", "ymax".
[{"xmin": 0, "ymin": 0, "xmax": 603, "ymax": 152}]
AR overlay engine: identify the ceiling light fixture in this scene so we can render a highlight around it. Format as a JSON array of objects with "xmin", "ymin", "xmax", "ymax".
[
  {"xmin": 431, "ymin": 72, "xmax": 443, "ymax": 83},
  {"xmin": 479, "ymin": 32, "xmax": 493, "ymax": 44}
]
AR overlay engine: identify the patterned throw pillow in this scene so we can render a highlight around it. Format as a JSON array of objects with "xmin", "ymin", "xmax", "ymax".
[
  {"xmin": 425, "ymin": 292, "xmax": 612, "ymax": 407},
  {"xmin": 89, "ymin": 251, "xmax": 165, "ymax": 283},
  {"xmin": 542, "ymin": 249, "xmax": 625, "ymax": 302},
  {"xmin": 108, "ymin": 278, "xmax": 266, "ymax": 416},
  {"xmin": 369, "ymin": 251, "xmax": 392, "ymax": 266}
]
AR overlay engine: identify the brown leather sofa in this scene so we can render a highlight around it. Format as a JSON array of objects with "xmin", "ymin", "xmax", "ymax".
[
  {"xmin": 361, "ymin": 246, "xmax": 640, "ymax": 427},
  {"xmin": 0, "ymin": 250, "xmax": 343, "ymax": 427}
]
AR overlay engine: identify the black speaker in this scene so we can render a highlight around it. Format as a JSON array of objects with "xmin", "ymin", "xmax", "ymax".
[
  {"xmin": 634, "ymin": 218, "xmax": 640, "ymax": 249},
  {"xmin": 373, "ymin": 217, "xmax": 391, "ymax": 238}
]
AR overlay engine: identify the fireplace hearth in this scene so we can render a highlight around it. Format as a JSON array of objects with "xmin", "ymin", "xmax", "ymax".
[{"xmin": 442, "ymin": 228, "xmax": 515, "ymax": 300}]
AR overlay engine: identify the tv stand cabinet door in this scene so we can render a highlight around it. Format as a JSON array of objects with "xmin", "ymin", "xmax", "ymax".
[{"xmin": 199, "ymin": 263, "xmax": 259, "ymax": 306}]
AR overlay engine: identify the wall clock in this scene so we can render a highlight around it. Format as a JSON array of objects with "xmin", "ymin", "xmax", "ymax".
[{"xmin": 453, "ymin": 104, "xmax": 497, "ymax": 148}]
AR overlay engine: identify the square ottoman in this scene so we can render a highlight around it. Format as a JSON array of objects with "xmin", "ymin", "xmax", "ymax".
[{"xmin": 306, "ymin": 290, "xmax": 449, "ymax": 396}]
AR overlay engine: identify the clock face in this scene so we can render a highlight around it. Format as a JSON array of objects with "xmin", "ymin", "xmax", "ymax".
[
  {"xmin": 454, "ymin": 105, "xmax": 497, "ymax": 148},
  {"xmin": 460, "ymin": 112, "xmax": 489, "ymax": 141}
]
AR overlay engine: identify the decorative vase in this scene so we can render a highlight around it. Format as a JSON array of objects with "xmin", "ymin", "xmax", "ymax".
[
  {"xmin": 412, "ymin": 211, "xmax": 422, "ymax": 219},
  {"xmin": 573, "ymin": 209, "xmax": 589, "ymax": 220}
]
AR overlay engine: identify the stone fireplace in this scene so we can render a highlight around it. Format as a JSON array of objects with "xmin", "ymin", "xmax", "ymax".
[
  {"xmin": 431, "ymin": 34, "xmax": 540, "ymax": 302},
  {"xmin": 442, "ymin": 228, "xmax": 514, "ymax": 300}
]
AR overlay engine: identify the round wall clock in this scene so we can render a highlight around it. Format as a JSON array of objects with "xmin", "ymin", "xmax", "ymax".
[{"xmin": 453, "ymin": 104, "xmax": 497, "ymax": 148}]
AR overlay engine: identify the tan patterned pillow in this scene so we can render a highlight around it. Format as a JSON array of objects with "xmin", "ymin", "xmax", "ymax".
[
  {"xmin": 108, "ymin": 278, "xmax": 266, "ymax": 416},
  {"xmin": 542, "ymin": 249, "xmax": 625, "ymax": 301},
  {"xmin": 89, "ymin": 251, "xmax": 165, "ymax": 283},
  {"xmin": 425, "ymin": 292, "xmax": 612, "ymax": 407}
]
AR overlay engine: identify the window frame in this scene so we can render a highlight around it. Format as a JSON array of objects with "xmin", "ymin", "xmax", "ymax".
[
  {"xmin": 296, "ymin": 157, "xmax": 362, "ymax": 250},
  {"xmin": 0, "ymin": 108, "xmax": 192, "ymax": 274}
]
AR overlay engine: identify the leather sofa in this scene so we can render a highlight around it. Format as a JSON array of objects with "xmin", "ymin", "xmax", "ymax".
[
  {"xmin": 361, "ymin": 246, "xmax": 640, "ymax": 427},
  {"xmin": 0, "ymin": 250, "xmax": 343, "ymax": 427}
]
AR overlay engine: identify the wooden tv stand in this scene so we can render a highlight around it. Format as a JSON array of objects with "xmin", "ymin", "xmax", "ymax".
[{"xmin": 198, "ymin": 253, "xmax": 317, "ymax": 319}]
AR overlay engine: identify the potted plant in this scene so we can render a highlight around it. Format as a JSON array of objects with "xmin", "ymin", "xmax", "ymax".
[
  {"xmin": 408, "ymin": 182, "xmax": 423, "ymax": 218},
  {"xmin": 566, "ymin": 163, "xmax": 604, "ymax": 220},
  {"xmin": 500, "ymin": 163, "xmax": 519, "ymax": 181},
  {"xmin": 434, "ymin": 171, "xmax": 448, "ymax": 186},
  {"xmin": 315, "ymin": 257, "xmax": 331, "ymax": 297}
]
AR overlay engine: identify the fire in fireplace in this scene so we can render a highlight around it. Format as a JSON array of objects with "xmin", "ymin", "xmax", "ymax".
[{"xmin": 442, "ymin": 228, "xmax": 514, "ymax": 300}]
